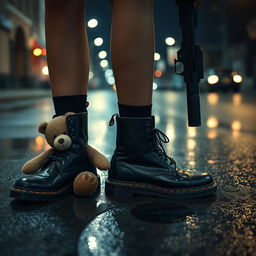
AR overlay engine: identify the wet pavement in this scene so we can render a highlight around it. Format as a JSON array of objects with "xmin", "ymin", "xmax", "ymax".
[{"xmin": 0, "ymin": 90, "xmax": 256, "ymax": 256}]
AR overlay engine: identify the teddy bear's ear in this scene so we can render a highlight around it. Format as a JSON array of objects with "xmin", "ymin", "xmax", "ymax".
[
  {"xmin": 65, "ymin": 112, "xmax": 75, "ymax": 117},
  {"xmin": 38, "ymin": 122, "xmax": 48, "ymax": 134}
]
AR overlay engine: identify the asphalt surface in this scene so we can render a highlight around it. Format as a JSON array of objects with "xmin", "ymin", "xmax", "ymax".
[{"xmin": 0, "ymin": 90, "xmax": 255, "ymax": 256}]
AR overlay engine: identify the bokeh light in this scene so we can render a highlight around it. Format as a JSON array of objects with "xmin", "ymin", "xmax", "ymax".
[
  {"xmin": 206, "ymin": 117, "xmax": 219, "ymax": 128},
  {"xmin": 165, "ymin": 37, "xmax": 175, "ymax": 46},
  {"xmin": 107, "ymin": 77, "xmax": 115, "ymax": 85},
  {"xmin": 231, "ymin": 121, "xmax": 242, "ymax": 131},
  {"xmin": 207, "ymin": 130, "xmax": 218, "ymax": 139},
  {"xmin": 208, "ymin": 75, "xmax": 219, "ymax": 85},
  {"xmin": 100, "ymin": 59, "xmax": 108, "ymax": 68},
  {"xmin": 33, "ymin": 48, "xmax": 42, "ymax": 56},
  {"xmin": 34, "ymin": 136, "xmax": 44, "ymax": 151},
  {"xmin": 233, "ymin": 74, "xmax": 243, "ymax": 83},
  {"xmin": 207, "ymin": 93, "xmax": 219, "ymax": 105},
  {"xmin": 187, "ymin": 138, "xmax": 196, "ymax": 150},
  {"xmin": 89, "ymin": 71, "xmax": 94, "ymax": 80},
  {"xmin": 88, "ymin": 19, "xmax": 98, "ymax": 28},
  {"xmin": 105, "ymin": 69, "xmax": 113, "ymax": 77},
  {"xmin": 187, "ymin": 127, "xmax": 197, "ymax": 138},
  {"xmin": 42, "ymin": 66, "xmax": 49, "ymax": 76},
  {"xmin": 94, "ymin": 37, "xmax": 103, "ymax": 46},
  {"xmin": 154, "ymin": 53, "xmax": 161, "ymax": 61},
  {"xmin": 98, "ymin": 50, "xmax": 107, "ymax": 59},
  {"xmin": 232, "ymin": 93, "xmax": 242, "ymax": 106},
  {"xmin": 41, "ymin": 48, "xmax": 46, "ymax": 56},
  {"xmin": 154, "ymin": 70, "xmax": 162, "ymax": 78},
  {"xmin": 112, "ymin": 84, "xmax": 117, "ymax": 91}
]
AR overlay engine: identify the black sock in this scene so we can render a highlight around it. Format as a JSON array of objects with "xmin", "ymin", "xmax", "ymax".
[
  {"xmin": 118, "ymin": 103, "xmax": 152, "ymax": 117},
  {"xmin": 52, "ymin": 94, "xmax": 87, "ymax": 117}
]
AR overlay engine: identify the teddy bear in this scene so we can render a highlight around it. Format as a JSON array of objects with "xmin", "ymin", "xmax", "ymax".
[{"xmin": 22, "ymin": 112, "xmax": 110, "ymax": 196}]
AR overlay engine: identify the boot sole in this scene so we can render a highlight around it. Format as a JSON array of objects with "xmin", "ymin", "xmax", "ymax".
[
  {"xmin": 10, "ymin": 175, "xmax": 101, "ymax": 201},
  {"xmin": 105, "ymin": 179, "xmax": 217, "ymax": 198}
]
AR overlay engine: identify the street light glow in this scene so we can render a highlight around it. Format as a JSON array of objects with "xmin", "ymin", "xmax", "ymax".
[
  {"xmin": 88, "ymin": 19, "xmax": 98, "ymax": 28},
  {"xmin": 42, "ymin": 48, "xmax": 46, "ymax": 56},
  {"xmin": 42, "ymin": 66, "xmax": 49, "ymax": 76},
  {"xmin": 94, "ymin": 37, "xmax": 103, "ymax": 46},
  {"xmin": 231, "ymin": 121, "xmax": 241, "ymax": 131},
  {"xmin": 89, "ymin": 71, "xmax": 94, "ymax": 80},
  {"xmin": 98, "ymin": 50, "xmax": 107, "ymax": 59},
  {"xmin": 100, "ymin": 59, "xmax": 108, "ymax": 68},
  {"xmin": 208, "ymin": 75, "xmax": 219, "ymax": 85},
  {"xmin": 206, "ymin": 117, "xmax": 219, "ymax": 128},
  {"xmin": 33, "ymin": 48, "xmax": 42, "ymax": 56},
  {"xmin": 154, "ymin": 53, "xmax": 161, "ymax": 61},
  {"xmin": 154, "ymin": 70, "xmax": 162, "ymax": 78},
  {"xmin": 107, "ymin": 77, "xmax": 115, "ymax": 85},
  {"xmin": 105, "ymin": 69, "xmax": 113, "ymax": 77},
  {"xmin": 165, "ymin": 37, "xmax": 175, "ymax": 46},
  {"xmin": 207, "ymin": 93, "xmax": 219, "ymax": 105},
  {"xmin": 233, "ymin": 74, "xmax": 243, "ymax": 83}
]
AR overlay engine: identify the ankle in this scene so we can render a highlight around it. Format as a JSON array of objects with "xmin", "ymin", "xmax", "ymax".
[
  {"xmin": 118, "ymin": 103, "xmax": 152, "ymax": 117},
  {"xmin": 52, "ymin": 94, "xmax": 88, "ymax": 117}
]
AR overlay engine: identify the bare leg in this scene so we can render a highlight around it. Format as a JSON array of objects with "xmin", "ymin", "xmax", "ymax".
[
  {"xmin": 45, "ymin": 0, "xmax": 89, "ymax": 96},
  {"xmin": 109, "ymin": 0, "xmax": 155, "ymax": 106}
]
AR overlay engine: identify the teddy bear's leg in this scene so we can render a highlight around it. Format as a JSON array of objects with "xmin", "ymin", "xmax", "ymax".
[
  {"xmin": 86, "ymin": 145, "xmax": 110, "ymax": 170},
  {"xmin": 22, "ymin": 148, "xmax": 54, "ymax": 174},
  {"xmin": 73, "ymin": 171, "xmax": 99, "ymax": 196}
]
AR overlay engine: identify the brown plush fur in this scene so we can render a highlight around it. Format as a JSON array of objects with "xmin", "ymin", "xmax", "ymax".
[
  {"xmin": 86, "ymin": 145, "xmax": 110, "ymax": 170},
  {"xmin": 22, "ymin": 112, "xmax": 110, "ymax": 196},
  {"xmin": 73, "ymin": 172, "xmax": 98, "ymax": 196},
  {"xmin": 22, "ymin": 148, "xmax": 54, "ymax": 174}
]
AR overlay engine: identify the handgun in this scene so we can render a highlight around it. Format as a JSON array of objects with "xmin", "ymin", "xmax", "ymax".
[{"xmin": 175, "ymin": 0, "xmax": 204, "ymax": 127}]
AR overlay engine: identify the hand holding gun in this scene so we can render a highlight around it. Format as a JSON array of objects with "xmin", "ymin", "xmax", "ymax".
[{"xmin": 175, "ymin": 0, "xmax": 204, "ymax": 127}]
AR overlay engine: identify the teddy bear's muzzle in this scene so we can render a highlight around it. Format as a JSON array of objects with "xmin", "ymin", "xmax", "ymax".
[{"xmin": 54, "ymin": 134, "xmax": 72, "ymax": 150}]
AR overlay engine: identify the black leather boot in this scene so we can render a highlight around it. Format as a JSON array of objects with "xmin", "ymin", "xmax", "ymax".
[
  {"xmin": 105, "ymin": 114, "xmax": 217, "ymax": 198},
  {"xmin": 10, "ymin": 112, "xmax": 99, "ymax": 201}
]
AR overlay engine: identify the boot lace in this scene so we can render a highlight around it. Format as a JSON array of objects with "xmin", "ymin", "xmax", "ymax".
[{"xmin": 151, "ymin": 128, "xmax": 176, "ymax": 169}]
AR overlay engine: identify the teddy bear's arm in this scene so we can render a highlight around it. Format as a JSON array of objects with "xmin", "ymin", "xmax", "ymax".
[
  {"xmin": 22, "ymin": 148, "xmax": 54, "ymax": 174},
  {"xmin": 86, "ymin": 145, "xmax": 110, "ymax": 170}
]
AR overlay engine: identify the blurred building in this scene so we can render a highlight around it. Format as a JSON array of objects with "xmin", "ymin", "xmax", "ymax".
[
  {"xmin": 0, "ymin": 0, "xmax": 46, "ymax": 89},
  {"xmin": 201, "ymin": 0, "xmax": 256, "ymax": 85}
]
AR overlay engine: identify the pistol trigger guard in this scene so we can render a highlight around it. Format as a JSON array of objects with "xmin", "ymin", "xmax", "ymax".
[{"xmin": 174, "ymin": 59, "xmax": 184, "ymax": 76}]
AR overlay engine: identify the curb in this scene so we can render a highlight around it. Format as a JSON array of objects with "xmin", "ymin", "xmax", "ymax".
[
  {"xmin": 0, "ymin": 89, "xmax": 51, "ymax": 112},
  {"xmin": 0, "ymin": 89, "xmax": 51, "ymax": 102}
]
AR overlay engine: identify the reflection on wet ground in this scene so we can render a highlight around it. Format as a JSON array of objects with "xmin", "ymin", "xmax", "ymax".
[
  {"xmin": 130, "ymin": 202, "xmax": 194, "ymax": 223},
  {"xmin": 0, "ymin": 90, "xmax": 255, "ymax": 255}
]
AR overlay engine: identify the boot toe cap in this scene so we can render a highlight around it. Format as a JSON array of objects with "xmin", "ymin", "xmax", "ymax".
[
  {"xmin": 13, "ymin": 176, "xmax": 47, "ymax": 190},
  {"xmin": 14, "ymin": 177, "xmax": 31, "ymax": 188},
  {"xmin": 190, "ymin": 172, "xmax": 214, "ymax": 187}
]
